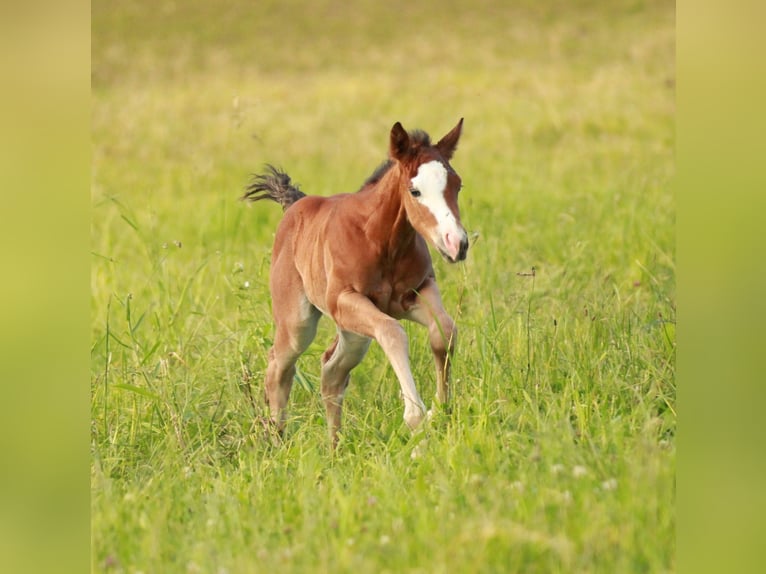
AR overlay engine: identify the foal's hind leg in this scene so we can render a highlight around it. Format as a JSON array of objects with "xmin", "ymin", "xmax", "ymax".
[
  {"xmin": 264, "ymin": 286, "xmax": 320, "ymax": 434},
  {"xmin": 321, "ymin": 329, "xmax": 371, "ymax": 445},
  {"xmin": 406, "ymin": 278, "xmax": 457, "ymax": 406}
]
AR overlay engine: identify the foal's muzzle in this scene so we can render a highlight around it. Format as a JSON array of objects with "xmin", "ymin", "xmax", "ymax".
[
  {"xmin": 456, "ymin": 236, "xmax": 469, "ymax": 261},
  {"xmin": 442, "ymin": 229, "xmax": 469, "ymax": 263}
]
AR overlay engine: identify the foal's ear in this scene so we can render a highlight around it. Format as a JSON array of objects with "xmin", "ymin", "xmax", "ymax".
[
  {"xmin": 436, "ymin": 118, "xmax": 464, "ymax": 160},
  {"xmin": 390, "ymin": 121, "xmax": 411, "ymax": 161}
]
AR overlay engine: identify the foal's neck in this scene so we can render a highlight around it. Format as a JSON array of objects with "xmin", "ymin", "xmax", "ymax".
[{"xmin": 368, "ymin": 166, "xmax": 417, "ymax": 259}]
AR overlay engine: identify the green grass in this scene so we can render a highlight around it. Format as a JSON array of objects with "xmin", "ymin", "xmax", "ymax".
[{"xmin": 91, "ymin": 0, "xmax": 675, "ymax": 571}]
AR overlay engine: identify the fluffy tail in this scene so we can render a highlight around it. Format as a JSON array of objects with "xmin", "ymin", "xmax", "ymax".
[{"xmin": 241, "ymin": 164, "xmax": 306, "ymax": 211}]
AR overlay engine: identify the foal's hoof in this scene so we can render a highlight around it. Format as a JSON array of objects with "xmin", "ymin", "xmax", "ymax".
[{"xmin": 403, "ymin": 409, "xmax": 426, "ymax": 430}]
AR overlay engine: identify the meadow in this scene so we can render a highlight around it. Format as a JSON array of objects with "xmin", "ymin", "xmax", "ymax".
[{"xmin": 91, "ymin": 0, "xmax": 675, "ymax": 571}]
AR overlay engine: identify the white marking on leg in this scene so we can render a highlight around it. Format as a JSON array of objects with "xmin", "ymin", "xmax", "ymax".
[
  {"xmin": 375, "ymin": 322, "xmax": 426, "ymax": 429},
  {"xmin": 387, "ymin": 346, "xmax": 427, "ymax": 428}
]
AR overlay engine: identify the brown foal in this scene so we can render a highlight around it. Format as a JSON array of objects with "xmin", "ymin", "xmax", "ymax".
[{"xmin": 242, "ymin": 119, "xmax": 468, "ymax": 445}]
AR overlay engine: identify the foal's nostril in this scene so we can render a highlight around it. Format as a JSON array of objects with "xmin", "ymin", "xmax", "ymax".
[{"xmin": 457, "ymin": 237, "xmax": 469, "ymax": 261}]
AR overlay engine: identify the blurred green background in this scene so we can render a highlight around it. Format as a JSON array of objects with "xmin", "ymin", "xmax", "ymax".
[{"xmin": 91, "ymin": 1, "xmax": 676, "ymax": 572}]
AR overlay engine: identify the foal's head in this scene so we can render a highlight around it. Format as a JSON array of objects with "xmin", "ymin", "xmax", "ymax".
[{"xmin": 389, "ymin": 119, "xmax": 469, "ymax": 263}]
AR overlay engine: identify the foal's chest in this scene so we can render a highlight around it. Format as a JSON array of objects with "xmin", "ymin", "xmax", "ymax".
[{"xmin": 367, "ymin": 271, "xmax": 427, "ymax": 318}]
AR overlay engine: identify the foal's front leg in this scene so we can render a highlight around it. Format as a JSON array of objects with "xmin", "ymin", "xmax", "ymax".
[
  {"xmin": 405, "ymin": 278, "xmax": 457, "ymax": 406},
  {"xmin": 332, "ymin": 291, "xmax": 428, "ymax": 429}
]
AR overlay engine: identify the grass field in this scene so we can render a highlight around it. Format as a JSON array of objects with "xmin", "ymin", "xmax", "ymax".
[{"xmin": 91, "ymin": 1, "xmax": 675, "ymax": 571}]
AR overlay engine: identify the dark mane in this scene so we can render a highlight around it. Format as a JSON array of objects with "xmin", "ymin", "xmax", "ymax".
[
  {"xmin": 362, "ymin": 159, "xmax": 394, "ymax": 188},
  {"xmin": 359, "ymin": 128, "xmax": 432, "ymax": 189}
]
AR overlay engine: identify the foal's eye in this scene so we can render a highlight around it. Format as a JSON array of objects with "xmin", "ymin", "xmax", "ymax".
[{"xmin": 410, "ymin": 188, "xmax": 421, "ymax": 198}]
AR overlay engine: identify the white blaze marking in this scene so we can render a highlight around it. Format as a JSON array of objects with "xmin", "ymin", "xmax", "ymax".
[
  {"xmin": 410, "ymin": 160, "xmax": 454, "ymax": 227},
  {"xmin": 410, "ymin": 160, "xmax": 465, "ymax": 256}
]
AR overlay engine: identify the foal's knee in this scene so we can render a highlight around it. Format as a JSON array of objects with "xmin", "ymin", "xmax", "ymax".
[{"xmin": 430, "ymin": 315, "xmax": 457, "ymax": 356}]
